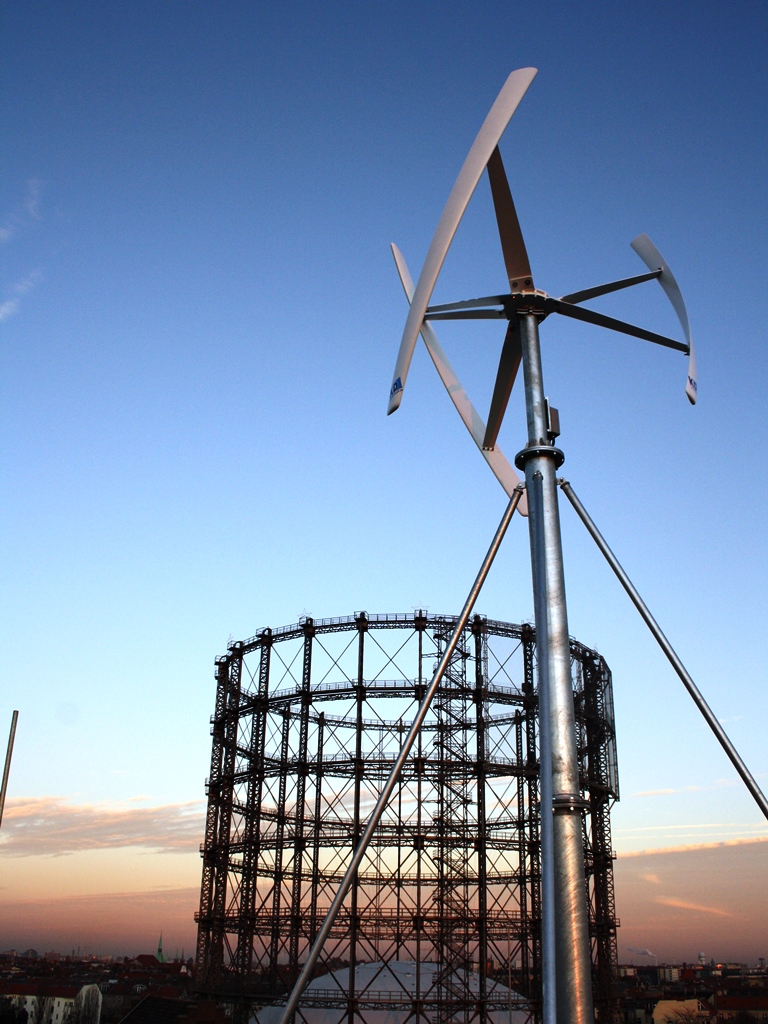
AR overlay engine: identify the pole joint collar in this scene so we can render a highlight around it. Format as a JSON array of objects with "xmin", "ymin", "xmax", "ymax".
[
  {"xmin": 552, "ymin": 793, "xmax": 589, "ymax": 815},
  {"xmin": 514, "ymin": 445, "xmax": 565, "ymax": 470}
]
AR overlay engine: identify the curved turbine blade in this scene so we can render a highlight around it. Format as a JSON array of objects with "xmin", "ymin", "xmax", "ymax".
[
  {"xmin": 631, "ymin": 233, "xmax": 697, "ymax": 404},
  {"xmin": 483, "ymin": 321, "xmax": 522, "ymax": 450},
  {"xmin": 391, "ymin": 244, "xmax": 528, "ymax": 516},
  {"xmin": 487, "ymin": 146, "xmax": 533, "ymax": 290},
  {"xmin": 388, "ymin": 67, "xmax": 537, "ymax": 415}
]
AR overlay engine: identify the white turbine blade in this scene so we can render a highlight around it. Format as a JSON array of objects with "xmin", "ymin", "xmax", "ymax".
[
  {"xmin": 388, "ymin": 67, "xmax": 538, "ymax": 415},
  {"xmin": 631, "ymin": 233, "xmax": 697, "ymax": 405},
  {"xmin": 391, "ymin": 244, "xmax": 528, "ymax": 516}
]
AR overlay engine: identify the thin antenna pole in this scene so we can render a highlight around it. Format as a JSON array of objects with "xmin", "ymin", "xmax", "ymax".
[
  {"xmin": 515, "ymin": 312, "xmax": 594, "ymax": 1024},
  {"xmin": 276, "ymin": 485, "xmax": 524, "ymax": 1024},
  {"xmin": 0, "ymin": 710, "xmax": 19, "ymax": 830},
  {"xmin": 559, "ymin": 478, "xmax": 768, "ymax": 821}
]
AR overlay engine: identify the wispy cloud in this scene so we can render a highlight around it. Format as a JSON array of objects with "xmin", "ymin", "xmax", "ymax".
[
  {"xmin": 0, "ymin": 796, "xmax": 205, "ymax": 856},
  {"xmin": 633, "ymin": 788, "xmax": 680, "ymax": 797},
  {"xmin": 14, "ymin": 269, "xmax": 43, "ymax": 295},
  {"xmin": 2, "ymin": 884, "xmax": 200, "ymax": 909},
  {"xmin": 632, "ymin": 871, "xmax": 733, "ymax": 920},
  {"xmin": 24, "ymin": 178, "xmax": 43, "ymax": 219},
  {"xmin": 619, "ymin": 835, "xmax": 768, "ymax": 857},
  {"xmin": 0, "ymin": 299, "xmax": 20, "ymax": 322},
  {"xmin": 0, "ymin": 180, "xmax": 46, "ymax": 320},
  {"xmin": 615, "ymin": 837, "xmax": 767, "ymax": 962},
  {"xmin": 632, "ymin": 777, "xmax": 737, "ymax": 798},
  {"xmin": 0, "ymin": 269, "xmax": 43, "ymax": 322},
  {"xmin": 654, "ymin": 896, "xmax": 731, "ymax": 918},
  {"xmin": 1, "ymin": 178, "xmax": 45, "ymax": 245}
]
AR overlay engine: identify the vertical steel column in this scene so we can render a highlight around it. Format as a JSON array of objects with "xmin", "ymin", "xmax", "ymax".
[
  {"xmin": 196, "ymin": 656, "xmax": 230, "ymax": 987},
  {"xmin": 435, "ymin": 628, "xmax": 449, "ymax": 1024},
  {"xmin": 395, "ymin": 719, "xmax": 405, "ymax": 960},
  {"xmin": 515, "ymin": 312, "xmax": 594, "ymax": 1024},
  {"xmin": 210, "ymin": 643, "xmax": 244, "ymax": 990},
  {"xmin": 513, "ymin": 705, "xmax": 526, "ymax": 996},
  {"xmin": 522, "ymin": 630, "xmax": 539, "ymax": 1009},
  {"xmin": 435, "ymin": 618, "xmax": 474, "ymax": 1024},
  {"xmin": 415, "ymin": 613, "xmax": 426, "ymax": 1020},
  {"xmin": 582, "ymin": 657, "xmax": 619, "ymax": 1023},
  {"xmin": 236, "ymin": 633, "xmax": 272, "ymax": 1001},
  {"xmin": 309, "ymin": 712, "xmax": 325, "ymax": 945},
  {"xmin": 270, "ymin": 708, "xmax": 292, "ymax": 991},
  {"xmin": 348, "ymin": 614, "xmax": 367, "ymax": 1024},
  {"xmin": 472, "ymin": 619, "xmax": 488, "ymax": 1022},
  {"xmin": 290, "ymin": 621, "xmax": 314, "ymax": 974}
]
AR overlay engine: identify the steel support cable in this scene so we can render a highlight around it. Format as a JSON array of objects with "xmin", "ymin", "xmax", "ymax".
[
  {"xmin": 276, "ymin": 484, "xmax": 526, "ymax": 1024},
  {"xmin": 558, "ymin": 478, "xmax": 768, "ymax": 821},
  {"xmin": 0, "ymin": 710, "xmax": 19, "ymax": 830}
]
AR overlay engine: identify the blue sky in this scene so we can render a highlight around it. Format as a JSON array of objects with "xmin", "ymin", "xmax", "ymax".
[{"xmin": 1, "ymin": 1, "xmax": 767, "ymax": 958}]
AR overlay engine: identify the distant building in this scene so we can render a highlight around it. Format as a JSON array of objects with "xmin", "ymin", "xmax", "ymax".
[
  {"xmin": 716, "ymin": 995, "xmax": 768, "ymax": 1021},
  {"xmin": 2, "ymin": 983, "xmax": 102, "ymax": 1024},
  {"xmin": 651, "ymin": 999, "xmax": 712, "ymax": 1023}
]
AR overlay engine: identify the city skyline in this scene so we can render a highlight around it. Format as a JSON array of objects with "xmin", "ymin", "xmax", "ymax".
[{"xmin": 1, "ymin": 1, "xmax": 767, "ymax": 965}]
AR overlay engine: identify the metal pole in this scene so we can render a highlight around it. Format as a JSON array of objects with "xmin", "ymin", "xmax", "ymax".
[
  {"xmin": 0, "ymin": 710, "xmax": 19, "ymax": 830},
  {"xmin": 559, "ymin": 478, "xmax": 768, "ymax": 821},
  {"xmin": 515, "ymin": 312, "xmax": 594, "ymax": 1024},
  {"xmin": 276, "ymin": 485, "xmax": 525, "ymax": 1024},
  {"xmin": 531, "ymin": 473, "xmax": 557, "ymax": 1024},
  {"xmin": 508, "ymin": 928, "xmax": 513, "ymax": 1024}
]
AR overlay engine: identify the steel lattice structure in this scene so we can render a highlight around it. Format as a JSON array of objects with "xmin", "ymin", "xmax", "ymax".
[{"xmin": 195, "ymin": 612, "xmax": 620, "ymax": 1023}]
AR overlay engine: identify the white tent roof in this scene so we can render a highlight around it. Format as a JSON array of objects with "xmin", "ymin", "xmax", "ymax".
[{"xmin": 252, "ymin": 961, "xmax": 530, "ymax": 1024}]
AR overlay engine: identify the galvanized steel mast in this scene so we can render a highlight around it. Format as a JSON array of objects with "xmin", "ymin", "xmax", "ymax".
[{"xmin": 515, "ymin": 314, "xmax": 594, "ymax": 1024}]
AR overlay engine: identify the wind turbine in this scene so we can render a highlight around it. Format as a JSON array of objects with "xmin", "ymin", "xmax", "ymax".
[
  {"xmin": 388, "ymin": 69, "xmax": 696, "ymax": 427},
  {"xmin": 387, "ymin": 67, "xmax": 764, "ymax": 1024},
  {"xmin": 277, "ymin": 67, "xmax": 765, "ymax": 1024}
]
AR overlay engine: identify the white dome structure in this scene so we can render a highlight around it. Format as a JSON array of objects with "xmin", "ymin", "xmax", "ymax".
[{"xmin": 251, "ymin": 961, "xmax": 530, "ymax": 1024}]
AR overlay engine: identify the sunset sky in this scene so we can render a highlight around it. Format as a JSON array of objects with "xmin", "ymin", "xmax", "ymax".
[{"xmin": 1, "ymin": 1, "xmax": 767, "ymax": 963}]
